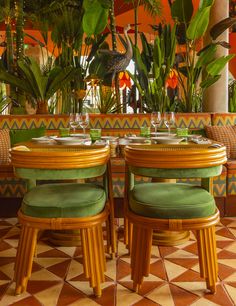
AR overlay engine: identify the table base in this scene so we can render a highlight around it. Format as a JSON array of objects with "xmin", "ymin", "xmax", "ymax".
[
  {"xmin": 152, "ymin": 230, "xmax": 190, "ymax": 246},
  {"xmin": 48, "ymin": 229, "xmax": 190, "ymax": 247},
  {"xmin": 48, "ymin": 230, "xmax": 81, "ymax": 247}
]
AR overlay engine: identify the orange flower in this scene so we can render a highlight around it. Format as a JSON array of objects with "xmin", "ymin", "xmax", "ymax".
[
  {"xmin": 119, "ymin": 71, "xmax": 131, "ymax": 89},
  {"xmin": 166, "ymin": 69, "xmax": 178, "ymax": 89}
]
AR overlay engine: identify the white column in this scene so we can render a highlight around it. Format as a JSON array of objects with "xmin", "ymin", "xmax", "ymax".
[{"xmin": 203, "ymin": 0, "xmax": 229, "ymax": 113}]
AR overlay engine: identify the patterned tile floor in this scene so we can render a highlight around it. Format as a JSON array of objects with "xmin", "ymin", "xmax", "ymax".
[{"xmin": 0, "ymin": 218, "xmax": 236, "ymax": 306}]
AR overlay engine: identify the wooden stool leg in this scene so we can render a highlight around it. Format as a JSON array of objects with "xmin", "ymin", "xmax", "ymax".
[
  {"xmin": 80, "ymin": 224, "xmax": 106, "ymax": 297},
  {"xmin": 108, "ymin": 200, "xmax": 117, "ymax": 257},
  {"xmin": 124, "ymin": 216, "xmax": 129, "ymax": 246},
  {"xmin": 130, "ymin": 224, "xmax": 153, "ymax": 292},
  {"xmin": 106, "ymin": 219, "xmax": 112, "ymax": 256},
  {"xmin": 106, "ymin": 209, "xmax": 117, "ymax": 258},
  {"xmin": 196, "ymin": 226, "xmax": 218, "ymax": 293},
  {"xmin": 15, "ymin": 225, "xmax": 38, "ymax": 295}
]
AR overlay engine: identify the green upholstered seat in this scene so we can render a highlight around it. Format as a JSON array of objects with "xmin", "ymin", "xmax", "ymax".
[
  {"xmin": 129, "ymin": 183, "xmax": 216, "ymax": 219},
  {"xmin": 22, "ymin": 183, "xmax": 106, "ymax": 218},
  {"xmin": 10, "ymin": 127, "xmax": 45, "ymax": 146}
]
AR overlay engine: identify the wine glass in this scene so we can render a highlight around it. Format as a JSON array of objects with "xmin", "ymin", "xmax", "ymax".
[
  {"xmin": 78, "ymin": 113, "xmax": 89, "ymax": 138},
  {"xmin": 163, "ymin": 112, "xmax": 175, "ymax": 135},
  {"xmin": 151, "ymin": 112, "xmax": 161, "ymax": 135},
  {"xmin": 69, "ymin": 113, "xmax": 79, "ymax": 134}
]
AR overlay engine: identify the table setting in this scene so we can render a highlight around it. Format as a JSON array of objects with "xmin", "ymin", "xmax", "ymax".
[{"xmin": 28, "ymin": 111, "xmax": 217, "ymax": 159}]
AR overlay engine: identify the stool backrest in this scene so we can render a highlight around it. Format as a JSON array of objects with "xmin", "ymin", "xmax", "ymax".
[
  {"xmin": 11, "ymin": 145, "xmax": 110, "ymax": 181},
  {"xmin": 125, "ymin": 144, "xmax": 227, "ymax": 179}
]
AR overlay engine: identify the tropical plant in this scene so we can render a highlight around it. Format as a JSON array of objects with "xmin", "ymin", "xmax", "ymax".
[
  {"xmin": 229, "ymin": 80, "xmax": 236, "ymax": 112},
  {"xmin": 131, "ymin": 0, "xmax": 163, "ymax": 112},
  {"xmin": 97, "ymin": 85, "xmax": 119, "ymax": 113},
  {"xmin": 82, "ymin": 0, "xmax": 110, "ymax": 37},
  {"xmin": 130, "ymin": 24, "xmax": 177, "ymax": 112},
  {"xmin": 169, "ymin": 0, "xmax": 236, "ymax": 112},
  {"xmin": 0, "ymin": 57, "xmax": 78, "ymax": 114},
  {"xmin": 0, "ymin": 84, "xmax": 11, "ymax": 113}
]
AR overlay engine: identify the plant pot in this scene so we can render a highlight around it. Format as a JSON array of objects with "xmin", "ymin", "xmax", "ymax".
[{"xmin": 37, "ymin": 101, "xmax": 49, "ymax": 114}]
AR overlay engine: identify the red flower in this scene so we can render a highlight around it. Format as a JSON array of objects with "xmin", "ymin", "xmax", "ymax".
[
  {"xmin": 166, "ymin": 69, "xmax": 178, "ymax": 89},
  {"xmin": 119, "ymin": 71, "xmax": 131, "ymax": 89}
]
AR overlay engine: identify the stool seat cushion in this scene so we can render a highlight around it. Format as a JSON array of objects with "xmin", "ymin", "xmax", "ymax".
[
  {"xmin": 22, "ymin": 183, "xmax": 106, "ymax": 218},
  {"xmin": 129, "ymin": 183, "xmax": 215, "ymax": 219}
]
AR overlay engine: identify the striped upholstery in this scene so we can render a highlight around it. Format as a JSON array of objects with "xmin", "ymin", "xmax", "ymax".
[{"xmin": 0, "ymin": 129, "xmax": 10, "ymax": 165}]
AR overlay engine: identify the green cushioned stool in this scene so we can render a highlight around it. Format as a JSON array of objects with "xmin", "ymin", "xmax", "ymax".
[
  {"xmin": 22, "ymin": 183, "xmax": 106, "ymax": 218},
  {"xmin": 130, "ymin": 183, "xmax": 216, "ymax": 219},
  {"xmin": 11, "ymin": 145, "xmax": 116, "ymax": 298},
  {"xmin": 124, "ymin": 144, "xmax": 227, "ymax": 295}
]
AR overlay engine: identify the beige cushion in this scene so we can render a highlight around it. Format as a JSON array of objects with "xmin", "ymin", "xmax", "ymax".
[
  {"xmin": 205, "ymin": 125, "xmax": 236, "ymax": 159},
  {"xmin": 0, "ymin": 129, "xmax": 10, "ymax": 164}
]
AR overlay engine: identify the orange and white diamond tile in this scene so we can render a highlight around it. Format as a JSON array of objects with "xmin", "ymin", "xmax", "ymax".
[{"xmin": 0, "ymin": 218, "xmax": 236, "ymax": 305}]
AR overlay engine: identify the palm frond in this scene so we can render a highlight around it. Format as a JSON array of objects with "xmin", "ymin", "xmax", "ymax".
[{"xmin": 141, "ymin": 0, "xmax": 162, "ymax": 17}]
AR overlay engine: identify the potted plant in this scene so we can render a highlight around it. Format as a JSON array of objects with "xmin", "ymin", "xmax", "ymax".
[
  {"xmin": 0, "ymin": 56, "xmax": 78, "ymax": 114},
  {"xmin": 130, "ymin": 24, "xmax": 177, "ymax": 112},
  {"xmin": 170, "ymin": 0, "xmax": 236, "ymax": 111}
]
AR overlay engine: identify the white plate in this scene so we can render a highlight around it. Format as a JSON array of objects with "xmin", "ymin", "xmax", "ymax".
[
  {"xmin": 83, "ymin": 140, "xmax": 107, "ymax": 146},
  {"xmin": 69, "ymin": 133, "xmax": 89, "ymax": 138},
  {"xmin": 31, "ymin": 136, "xmax": 52, "ymax": 143},
  {"xmin": 151, "ymin": 132, "xmax": 176, "ymax": 137},
  {"xmin": 126, "ymin": 136, "xmax": 148, "ymax": 143},
  {"xmin": 153, "ymin": 137, "xmax": 184, "ymax": 144},
  {"xmin": 101, "ymin": 136, "xmax": 119, "ymax": 141},
  {"xmin": 51, "ymin": 136, "xmax": 89, "ymax": 145}
]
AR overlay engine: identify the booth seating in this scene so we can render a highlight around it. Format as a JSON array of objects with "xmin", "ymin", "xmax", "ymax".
[
  {"xmin": 10, "ymin": 145, "xmax": 115, "ymax": 297},
  {"xmin": 124, "ymin": 144, "xmax": 227, "ymax": 294}
]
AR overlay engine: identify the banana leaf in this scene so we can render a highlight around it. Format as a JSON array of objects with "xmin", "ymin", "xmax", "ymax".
[
  {"xmin": 83, "ymin": 0, "xmax": 108, "ymax": 36},
  {"xmin": 206, "ymin": 54, "xmax": 235, "ymax": 76},
  {"xmin": 195, "ymin": 44, "xmax": 217, "ymax": 68},
  {"xmin": 210, "ymin": 17, "xmax": 236, "ymax": 40},
  {"xmin": 199, "ymin": 0, "xmax": 214, "ymax": 10},
  {"xmin": 170, "ymin": 0, "xmax": 193, "ymax": 23},
  {"xmin": 186, "ymin": 6, "xmax": 211, "ymax": 40},
  {"xmin": 200, "ymin": 75, "xmax": 221, "ymax": 88}
]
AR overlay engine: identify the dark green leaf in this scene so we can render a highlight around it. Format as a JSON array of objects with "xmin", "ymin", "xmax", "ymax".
[
  {"xmin": 200, "ymin": 75, "xmax": 221, "ymax": 88},
  {"xmin": 195, "ymin": 44, "xmax": 217, "ymax": 68},
  {"xmin": 87, "ymin": 33, "xmax": 109, "ymax": 62},
  {"xmin": 171, "ymin": 0, "xmax": 193, "ymax": 23},
  {"xmin": 178, "ymin": 66, "xmax": 188, "ymax": 77},
  {"xmin": 210, "ymin": 17, "xmax": 236, "ymax": 40},
  {"xmin": 217, "ymin": 41, "xmax": 231, "ymax": 49}
]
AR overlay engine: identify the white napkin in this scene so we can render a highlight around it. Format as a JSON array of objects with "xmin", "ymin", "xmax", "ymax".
[
  {"xmin": 12, "ymin": 146, "xmax": 30, "ymax": 151},
  {"xmin": 191, "ymin": 138, "xmax": 212, "ymax": 144}
]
